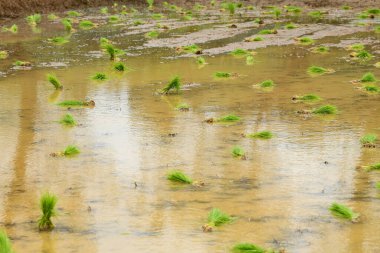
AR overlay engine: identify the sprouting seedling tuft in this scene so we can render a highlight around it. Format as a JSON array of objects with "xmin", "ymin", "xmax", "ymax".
[
  {"xmin": 360, "ymin": 134, "xmax": 377, "ymax": 145},
  {"xmin": 285, "ymin": 23, "xmax": 297, "ymax": 29},
  {"xmin": 376, "ymin": 182, "xmax": 380, "ymax": 189},
  {"xmin": 66, "ymin": 11, "xmax": 81, "ymax": 17},
  {"xmin": 214, "ymin": 72, "xmax": 232, "ymax": 78},
  {"xmin": 62, "ymin": 18, "xmax": 72, "ymax": 32},
  {"xmin": 152, "ymin": 13, "xmax": 165, "ymax": 20},
  {"xmin": 59, "ymin": 114, "xmax": 76, "ymax": 126},
  {"xmin": 175, "ymin": 103, "xmax": 190, "ymax": 111},
  {"xmin": 245, "ymin": 36, "xmax": 264, "ymax": 42},
  {"xmin": 293, "ymin": 94, "xmax": 321, "ymax": 102},
  {"xmin": 232, "ymin": 146, "xmax": 245, "ymax": 158},
  {"xmin": 308, "ymin": 10, "xmax": 323, "ymax": 19},
  {"xmin": 167, "ymin": 170, "xmax": 193, "ymax": 184},
  {"xmin": 365, "ymin": 163, "xmax": 380, "ymax": 172},
  {"xmin": 329, "ymin": 202, "xmax": 359, "ymax": 222},
  {"xmin": 48, "ymin": 13, "xmax": 59, "ymax": 21},
  {"xmin": 14, "ymin": 60, "xmax": 31, "ymax": 67},
  {"xmin": 0, "ymin": 229, "xmax": 13, "ymax": 253},
  {"xmin": 258, "ymin": 29, "xmax": 277, "ymax": 35},
  {"xmin": 79, "ymin": 20, "xmax": 95, "ymax": 29},
  {"xmin": 161, "ymin": 76, "xmax": 181, "ymax": 94},
  {"xmin": 246, "ymin": 55, "xmax": 254, "ymax": 65},
  {"xmin": 196, "ymin": 57, "xmax": 206, "ymax": 65},
  {"xmin": 63, "ymin": 145, "xmax": 80, "ymax": 156},
  {"xmin": 145, "ymin": 30, "xmax": 159, "ymax": 38},
  {"xmin": 362, "ymin": 84, "xmax": 380, "ymax": 93},
  {"xmin": 246, "ymin": 131, "xmax": 273, "ymax": 139},
  {"xmin": 3, "ymin": 24, "xmax": 18, "ymax": 33},
  {"xmin": 230, "ymin": 48, "xmax": 250, "ymax": 56},
  {"xmin": 296, "ymin": 37, "xmax": 314, "ymax": 45},
  {"xmin": 341, "ymin": 5, "xmax": 351, "ymax": 10},
  {"xmin": 56, "ymin": 100, "xmax": 95, "ymax": 107},
  {"xmin": 147, "ymin": 0, "xmax": 154, "ymax": 9},
  {"xmin": 347, "ymin": 43, "xmax": 364, "ymax": 51},
  {"xmin": 38, "ymin": 192, "xmax": 58, "ymax": 231},
  {"xmin": 307, "ymin": 66, "xmax": 334, "ymax": 76},
  {"xmin": 258, "ymin": 79, "xmax": 274, "ymax": 88},
  {"xmin": 92, "ymin": 72, "xmax": 107, "ymax": 81},
  {"xmin": 285, "ymin": 5, "xmax": 302, "ymax": 14},
  {"xmin": 226, "ymin": 2, "xmax": 236, "ymax": 15},
  {"xmin": 47, "ymin": 74, "xmax": 63, "ymax": 89},
  {"xmin": 202, "ymin": 208, "xmax": 234, "ymax": 232},
  {"xmin": 232, "ymin": 243, "xmax": 266, "ymax": 253},
  {"xmin": 180, "ymin": 44, "xmax": 202, "ymax": 54},
  {"xmin": 272, "ymin": 7, "xmax": 282, "ymax": 19},
  {"xmin": 217, "ymin": 115, "xmax": 240, "ymax": 122},
  {"xmin": 0, "ymin": 51, "xmax": 9, "ymax": 60},
  {"xmin": 26, "ymin": 13, "xmax": 42, "ymax": 26},
  {"xmin": 104, "ymin": 44, "xmax": 116, "ymax": 61},
  {"xmin": 100, "ymin": 7, "xmax": 108, "ymax": 14},
  {"xmin": 48, "ymin": 36, "xmax": 69, "ymax": 45},
  {"xmin": 133, "ymin": 20, "xmax": 145, "ymax": 26},
  {"xmin": 360, "ymin": 72, "xmax": 377, "ymax": 83},
  {"xmin": 350, "ymin": 50, "xmax": 373, "ymax": 61},
  {"xmin": 311, "ymin": 46, "xmax": 329, "ymax": 53},
  {"xmin": 312, "ymin": 105, "xmax": 337, "ymax": 115},
  {"xmin": 109, "ymin": 15, "xmax": 120, "ymax": 23},
  {"xmin": 114, "ymin": 62, "xmax": 126, "ymax": 71}
]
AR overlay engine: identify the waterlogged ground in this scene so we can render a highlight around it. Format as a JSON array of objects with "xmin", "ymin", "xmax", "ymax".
[{"xmin": 0, "ymin": 4, "xmax": 380, "ymax": 253}]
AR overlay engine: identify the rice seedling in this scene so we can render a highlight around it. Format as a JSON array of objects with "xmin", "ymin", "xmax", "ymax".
[
  {"xmin": 48, "ymin": 36, "xmax": 69, "ymax": 45},
  {"xmin": 47, "ymin": 74, "xmax": 63, "ymax": 89},
  {"xmin": 365, "ymin": 163, "xmax": 380, "ymax": 172},
  {"xmin": 214, "ymin": 72, "xmax": 231, "ymax": 78},
  {"xmin": 362, "ymin": 84, "xmax": 380, "ymax": 93},
  {"xmin": 307, "ymin": 66, "xmax": 334, "ymax": 76},
  {"xmin": 347, "ymin": 43, "xmax": 364, "ymax": 51},
  {"xmin": 360, "ymin": 134, "xmax": 377, "ymax": 145},
  {"xmin": 227, "ymin": 2, "xmax": 236, "ymax": 15},
  {"xmin": 145, "ymin": 30, "xmax": 159, "ymax": 38},
  {"xmin": 180, "ymin": 44, "xmax": 202, "ymax": 54},
  {"xmin": 79, "ymin": 20, "xmax": 95, "ymax": 29},
  {"xmin": 246, "ymin": 55, "xmax": 254, "ymax": 65},
  {"xmin": 258, "ymin": 79, "xmax": 274, "ymax": 88},
  {"xmin": 196, "ymin": 56, "xmax": 206, "ymax": 65},
  {"xmin": 66, "ymin": 11, "xmax": 81, "ymax": 17},
  {"xmin": 374, "ymin": 26, "xmax": 380, "ymax": 33},
  {"xmin": 232, "ymin": 146, "xmax": 245, "ymax": 158},
  {"xmin": 0, "ymin": 51, "xmax": 8, "ymax": 60},
  {"xmin": 232, "ymin": 243, "xmax": 266, "ymax": 253},
  {"xmin": 230, "ymin": 48, "xmax": 251, "ymax": 56},
  {"xmin": 246, "ymin": 5, "xmax": 255, "ymax": 10},
  {"xmin": 296, "ymin": 37, "xmax": 314, "ymax": 45},
  {"xmin": 285, "ymin": 23, "xmax": 297, "ymax": 29},
  {"xmin": 293, "ymin": 94, "xmax": 321, "ymax": 102},
  {"xmin": 61, "ymin": 18, "xmax": 72, "ymax": 32},
  {"xmin": 133, "ymin": 20, "xmax": 145, "ymax": 26},
  {"xmin": 312, "ymin": 105, "xmax": 337, "ymax": 115},
  {"xmin": 360, "ymin": 72, "xmax": 377, "ymax": 83},
  {"xmin": 285, "ymin": 5, "xmax": 302, "ymax": 14},
  {"xmin": 38, "ymin": 192, "xmax": 58, "ymax": 231},
  {"xmin": 183, "ymin": 14, "xmax": 193, "ymax": 21},
  {"xmin": 9, "ymin": 24, "xmax": 18, "ymax": 33},
  {"xmin": 114, "ymin": 62, "xmax": 127, "ymax": 71},
  {"xmin": 175, "ymin": 103, "xmax": 190, "ymax": 111},
  {"xmin": 375, "ymin": 62, "xmax": 380, "ymax": 68},
  {"xmin": 104, "ymin": 44, "xmax": 116, "ymax": 61},
  {"xmin": 329, "ymin": 202, "xmax": 360, "ymax": 222},
  {"xmin": 147, "ymin": 0, "xmax": 154, "ymax": 9},
  {"xmin": 59, "ymin": 113, "xmax": 76, "ymax": 126},
  {"xmin": 258, "ymin": 29, "xmax": 277, "ymax": 35},
  {"xmin": 48, "ymin": 13, "xmax": 59, "ymax": 21},
  {"xmin": 366, "ymin": 8, "xmax": 380, "ymax": 15},
  {"xmin": 56, "ymin": 100, "xmax": 95, "ymax": 107},
  {"xmin": 63, "ymin": 145, "xmax": 80, "ymax": 156},
  {"xmin": 351, "ymin": 50, "xmax": 373, "ymax": 61},
  {"xmin": 376, "ymin": 182, "xmax": 380, "ymax": 189},
  {"xmin": 109, "ymin": 15, "xmax": 120, "ymax": 23},
  {"xmin": 202, "ymin": 208, "xmax": 234, "ymax": 232},
  {"xmin": 92, "ymin": 72, "xmax": 107, "ymax": 81},
  {"xmin": 210, "ymin": 0, "xmax": 216, "ymax": 6},
  {"xmin": 271, "ymin": 7, "xmax": 282, "ymax": 19},
  {"xmin": 216, "ymin": 115, "xmax": 241, "ymax": 122},
  {"xmin": 308, "ymin": 10, "xmax": 323, "ymax": 19},
  {"xmin": 341, "ymin": 5, "xmax": 351, "ymax": 10},
  {"xmin": 161, "ymin": 76, "xmax": 181, "ymax": 94},
  {"xmin": 246, "ymin": 131, "xmax": 273, "ymax": 139},
  {"xmin": 14, "ymin": 60, "xmax": 31, "ymax": 67},
  {"xmin": 26, "ymin": 13, "xmax": 42, "ymax": 26},
  {"xmin": 100, "ymin": 7, "xmax": 108, "ymax": 14},
  {"xmin": 0, "ymin": 229, "xmax": 13, "ymax": 253},
  {"xmin": 310, "ymin": 46, "xmax": 329, "ymax": 53},
  {"xmin": 167, "ymin": 170, "xmax": 193, "ymax": 184},
  {"xmin": 151, "ymin": 13, "xmax": 165, "ymax": 20}
]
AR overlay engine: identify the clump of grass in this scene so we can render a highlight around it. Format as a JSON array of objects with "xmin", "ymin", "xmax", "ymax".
[
  {"xmin": 14, "ymin": 60, "xmax": 31, "ymax": 67},
  {"xmin": 365, "ymin": 163, "xmax": 380, "ymax": 172},
  {"xmin": 285, "ymin": 23, "xmax": 297, "ymax": 29},
  {"xmin": 311, "ymin": 46, "xmax": 329, "ymax": 53},
  {"xmin": 232, "ymin": 146, "xmax": 245, "ymax": 158},
  {"xmin": 47, "ymin": 74, "xmax": 63, "ymax": 89},
  {"xmin": 347, "ymin": 43, "xmax": 364, "ymax": 51},
  {"xmin": 250, "ymin": 37, "xmax": 263, "ymax": 42},
  {"xmin": 226, "ymin": 2, "xmax": 237, "ymax": 15},
  {"xmin": 0, "ymin": 51, "xmax": 8, "ymax": 60},
  {"xmin": 48, "ymin": 36, "xmax": 69, "ymax": 45},
  {"xmin": 214, "ymin": 72, "xmax": 231, "ymax": 78},
  {"xmin": 0, "ymin": 229, "xmax": 13, "ymax": 253},
  {"xmin": 360, "ymin": 134, "xmax": 377, "ymax": 145},
  {"xmin": 26, "ymin": 13, "xmax": 42, "ymax": 26},
  {"xmin": 59, "ymin": 113, "xmax": 76, "ymax": 126},
  {"xmin": 100, "ymin": 7, "xmax": 108, "ymax": 14},
  {"xmin": 247, "ymin": 131, "xmax": 273, "ymax": 139},
  {"xmin": 114, "ymin": 62, "xmax": 126, "ymax": 71},
  {"xmin": 258, "ymin": 29, "xmax": 277, "ymax": 35},
  {"xmin": 285, "ymin": 5, "xmax": 302, "ymax": 14},
  {"xmin": 366, "ymin": 8, "xmax": 380, "ymax": 15},
  {"xmin": 56, "ymin": 100, "xmax": 95, "ymax": 107},
  {"xmin": 217, "ymin": 115, "xmax": 240, "ymax": 122},
  {"xmin": 297, "ymin": 37, "xmax": 314, "ymax": 45},
  {"xmin": 329, "ymin": 202, "xmax": 359, "ymax": 222},
  {"xmin": 62, "ymin": 18, "xmax": 72, "ymax": 32},
  {"xmin": 104, "ymin": 44, "xmax": 116, "ymax": 61},
  {"xmin": 79, "ymin": 20, "xmax": 95, "ymax": 29},
  {"xmin": 92, "ymin": 72, "xmax": 107, "ymax": 81},
  {"xmin": 48, "ymin": 13, "xmax": 59, "ymax": 21},
  {"xmin": 375, "ymin": 62, "xmax": 380, "ymax": 68},
  {"xmin": 312, "ymin": 105, "xmax": 337, "ymax": 115},
  {"xmin": 161, "ymin": 76, "xmax": 181, "ymax": 94},
  {"xmin": 294, "ymin": 94, "xmax": 321, "ymax": 102},
  {"xmin": 259, "ymin": 80, "xmax": 274, "ymax": 88},
  {"xmin": 363, "ymin": 84, "xmax": 380, "ymax": 93},
  {"xmin": 360, "ymin": 72, "xmax": 377, "ymax": 83},
  {"xmin": 66, "ymin": 11, "xmax": 81, "ymax": 17},
  {"xmin": 152, "ymin": 13, "xmax": 165, "ymax": 19},
  {"xmin": 167, "ymin": 170, "xmax": 192, "ymax": 184},
  {"xmin": 63, "ymin": 145, "xmax": 80, "ymax": 156},
  {"xmin": 203, "ymin": 208, "xmax": 234, "ymax": 232},
  {"xmin": 246, "ymin": 55, "xmax": 254, "ymax": 65},
  {"xmin": 196, "ymin": 56, "xmax": 206, "ymax": 65},
  {"xmin": 374, "ymin": 26, "xmax": 380, "ymax": 33},
  {"xmin": 38, "ymin": 192, "xmax": 58, "ymax": 231},
  {"xmin": 271, "ymin": 7, "xmax": 282, "ymax": 19},
  {"xmin": 230, "ymin": 48, "xmax": 250, "ymax": 56},
  {"xmin": 352, "ymin": 50, "xmax": 373, "ymax": 61},
  {"xmin": 145, "ymin": 30, "xmax": 159, "ymax": 38},
  {"xmin": 175, "ymin": 103, "xmax": 190, "ymax": 111},
  {"xmin": 232, "ymin": 243, "xmax": 266, "ymax": 253},
  {"xmin": 147, "ymin": 0, "xmax": 154, "ymax": 9},
  {"xmin": 109, "ymin": 15, "xmax": 120, "ymax": 23},
  {"xmin": 180, "ymin": 44, "xmax": 202, "ymax": 54},
  {"xmin": 307, "ymin": 66, "xmax": 334, "ymax": 75},
  {"xmin": 376, "ymin": 182, "xmax": 380, "ymax": 189},
  {"xmin": 133, "ymin": 20, "xmax": 145, "ymax": 26},
  {"xmin": 308, "ymin": 10, "xmax": 323, "ymax": 19},
  {"xmin": 4, "ymin": 24, "xmax": 18, "ymax": 33}
]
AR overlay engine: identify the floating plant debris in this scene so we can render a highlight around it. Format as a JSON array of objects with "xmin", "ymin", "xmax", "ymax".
[
  {"xmin": 56, "ymin": 100, "xmax": 95, "ymax": 107},
  {"xmin": 307, "ymin": 66, "xmax": 334, "ymax": 76},
  {"xmin": 92, "ymin": 72, "xmax": 107, "ymax": 81},
  {"xmin": 47, "ymin": 74, "xmax": 63, "ymax": 89},
  {"xmin": 48, "ymin": 36, "xmax": 69, "ymax": 45},
  {"xmin": 175, "ymin": 103, "xmax": 190, "ymax": 111},
  {"xmin": 312, "ymin": 105, "xmax": 337, "ymax": 115},
  {"xmin": 38, "ymin": 192, "xmax": 58, "ymax": 231},
  {"xmin": 202, "ymin": 208, "xmax": 234, "ymax": 232},
  {"xmin": 232, "ymin": 243, "xmax": 266, "ymax": 253},
  {"xmin": 161, "ymin": 76, "xmax": 181, "ymax": 94},
  {"xmin": 246, "ymin": 131, "xmax": 273, "ymax": 139},
  {"xmin": 0, "ymin": 230, "xmax": 13, "ymax": 253},
  {"xmin": 59, "ymin": 113, "xmax": 76, "ymax": 126},
  {"xmin": 167, "ymin": 170, "xmax": 193, "ymax": 184},
  {"xmin": 329, "ymin": 202, "xmax": 359, "ymax": 222}
]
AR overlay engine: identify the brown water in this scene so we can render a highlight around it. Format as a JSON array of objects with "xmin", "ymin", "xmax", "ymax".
[{"xmin": 0, "ymin": 6, "xmax": 380, "ymax": 253}]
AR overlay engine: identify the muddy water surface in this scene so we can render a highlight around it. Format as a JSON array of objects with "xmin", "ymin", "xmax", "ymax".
[{"xmin": 0, "ymin": 6, "xmax": 380, "ymax": 253}]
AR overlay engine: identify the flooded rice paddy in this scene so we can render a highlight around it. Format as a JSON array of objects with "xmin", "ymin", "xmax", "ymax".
[{"xmin": 0, "ymin": 3, "xmax": 380, "ymax": 253}]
